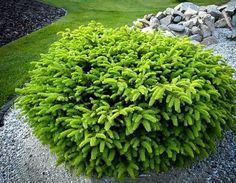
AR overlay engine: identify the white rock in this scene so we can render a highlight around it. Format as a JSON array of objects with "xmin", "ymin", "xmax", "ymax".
[
  {"xmin": 224, "ymin": 5, "xmax": 236, "ymax": 16},
  {"xmin": 173, "ymin": 15, "xmax": 182, "ymax": 23},
  {"xmin": 191, "ymin": 26, "xmax": 201, "ymax": 34},
  {"xmin": 184, "ymin": 8, "xmax": 198, "ymax": 16},
  {"xmin": 168, "ymin": 24, "xmax": 185, "ymax": 32},
  {"xmin": 141, "ymin": 27, "xmax": 154, "ymax": 33},
  {"xmin": 156, "ymin": 12, "xmax": 165, "ymax": 20},
  {"xmin": 203, "ymin": 15, "xmax": 215, "ymax": 32},
  {"xmin": 163, "ymin": 30, "xmax": 175, "ymax": 37},
  {"xmin": 144, "ymin": 14, "xmax": 154, "ymax": 21},
  {"xmin": 182, "ymin": 18, "xmax": 198, "ymax": 28},
  {"xmin": 160, "ymin": 15, "xmax": 172, "ymax": 26},
  {"xmin": 189, "ymin": 34, "xmax": 203, "ymax": 42},
  {"xmin": 164, "ymin": 8, "xmax": 175, "ymax": 15},
  {"xmin": 232, "ymin": 15, "xmax": 236, "ymax": 27},
  {"xmin": 207, "ymin": 5, "xmax": 221, "ymax": 20},
  {"xmin": 201, "ymin": 36, "xmax": 218, "ymax": 45},
  {"xmin": 150, "ymin": 17, "xmax": 160, "ymax": 25},
  {"xmin": 174, "ymin": 2, "xmax": 200, "ymax": 12},
  {"xmin": 200, "ymin": 24, "xmax": 212, "ymax": 38},
  {"xmin": 215, "ymin": 18, "xmax": 228, "ymax": 28}
]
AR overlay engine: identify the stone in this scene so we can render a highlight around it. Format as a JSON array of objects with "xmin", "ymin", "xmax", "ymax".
[
  {"xmin": 191, "ymin": 40, "xmax": 200, "ymax": 44},
  {"xmin": 198, "ymin": 11, "xmax": 208, "ymax": 18},
  {"xmin": 184, "ymin": 8, "xmax": 198, "ymax": 16},
  {"xmin": 160, "ymin": 15, "xmax": 172, "ymax": 26},
  {"xmin": 232, "ymin": 15, "xmax": 236, "ymax": 27},
  {"xmin": 141, "ymin": 27, "xmax": 153, "ymax": 33},
  {"xmin": 173, "ymin": 27, "xmax": 190, "ymax": 37},
  {"xmin": 150, "ymin": 17, "xmax": 160, "ymax": 25},
  {"xmin": 200, "ymin": 24, "xmax": 212, "ymax": 38},
  {"xmin": 191, "ymin": 26, "xmax": 201, "ymax": 34},
  {"xmin": 182, "ymin": 18, "xmax": 197, "ymax": 28},
  {"xmin": 163, "ymin": 30, "xmax": 175, "ymax": 37},
  {"xmin": 224, "ymin": 5, "xmax": 236, "ymax": 16},
  {"xmin": 203, "ymin": 15, "xmax": 215, "ymax": 32},
  {"xmin": 168, "ymin": 24, "xmax": 185, "ymax": 32},
  {"xmin": 227, "ymin": 31, "xmax": 236, "ymax": 40},
  {"xmin": 218, "ymin": 5, "xmax": 227, "ymax": 11},
  {"xmin": 207, "ymin": 5, "xmax": 221, "ymax": 20},
  {"xmin": 173, "ymin": 15, "xmax": 182, "ymax": 23},
  {"xmin": 156, "ymin": 12, "xmax": 165, "ymax": 20},
  {"xmin": 144, "ymin": 14, "xmax": 154, "ymax": 21},
  {"xmin": 215, "ymin": 18, "xmax": 228, "ymax": 28},
  {"xmin": 158, "ymin": 24, "xmax": 169, "ymax": 31},
  {"xmin": 174, "ymin": 2, "xmax": 200, "ymax": 12},
  {"xmin": 201, "ymin": 36, "xmax": 218, "ymax": 46},
  {"xmin": 164, "ymin": 8, "xmax": 174, "ymax": 15},
  {"xmin": 189, "ymin": 34, "xmax": 203, "ymax": 42}
]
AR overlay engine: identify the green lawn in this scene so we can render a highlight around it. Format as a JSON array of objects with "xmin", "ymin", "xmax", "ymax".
[{"xmin": 0, "ymin": 0, "xmax": 229, "ymax": 107}]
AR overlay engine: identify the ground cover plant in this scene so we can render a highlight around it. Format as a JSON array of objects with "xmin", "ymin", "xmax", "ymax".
[
  {"xmin": 0, "ymin": 0, "xmax": 229, "ymax": 108},
  {"xmin": 16, "ymin": 22, "xmax": 236, "ymax": 179}
]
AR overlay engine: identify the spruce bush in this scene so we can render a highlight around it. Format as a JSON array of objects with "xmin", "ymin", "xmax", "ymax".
[{"xmin": 16, "ymin": 22, "xmax": 236, "ymax": 179}]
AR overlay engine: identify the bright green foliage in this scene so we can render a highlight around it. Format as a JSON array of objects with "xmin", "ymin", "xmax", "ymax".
[{"xmin": 16, "ymin": 22, "xmax": 236, "ymax": 179}]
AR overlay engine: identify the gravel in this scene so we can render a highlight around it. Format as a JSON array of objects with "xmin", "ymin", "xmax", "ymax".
[
  {"xmin": 0, "ymin": 0, "xmax": 66, "ymax": 47},
  {"xmin": 0, "ymin": 27, "xmax": 235, "ymax": 183}
]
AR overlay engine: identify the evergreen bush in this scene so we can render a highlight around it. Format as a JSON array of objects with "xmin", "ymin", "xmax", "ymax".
[{"xmin": 16, "ymin": 22, "xmax": 236, "ymax": 179}]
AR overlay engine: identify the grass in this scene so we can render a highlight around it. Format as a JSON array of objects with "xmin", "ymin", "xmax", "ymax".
[{"xmin": 0, "ymin": 0, "xmax": 229, "ymax": 107}]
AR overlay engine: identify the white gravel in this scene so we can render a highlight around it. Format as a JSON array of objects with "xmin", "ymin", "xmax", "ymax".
[{"xmin": 0, "ymin": 28, "xmax": 236, "ymax": 183}]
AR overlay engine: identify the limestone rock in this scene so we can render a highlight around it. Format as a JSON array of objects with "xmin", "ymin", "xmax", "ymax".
[
  {"xmin": 200, "ymin": 24, "xmax": 212, "ymax": 38},
  {"xmin": 168, "ymin": 24, "xmax": 185, "ymax": 32},
  {"xmin": 150, "ymin": 17, "xmax": 160, "ymax": 25},
  {"xmin": 156, "ymin": 12, "xmax": 165, "ymax": 20},
  {"xmin": 189, "ymin": 34, "xmax": 203, "ymax": 42},
  {"xmin": 158, "ymin": 25, "xmax": 169, "ymax": 31},
  {"xmin": 215, "ymin": 18, "xmax": 228, "ymax": 28},
  {"xmin": 164, "ymin": 8, "xmax": 174, "ymax": 15},
  {"xmin": 191, "ymin": 26, "xmax": 201, "ymax": 34},
  {"xmin": 232, "ymin": 15, "xmax": 236, "ymax": 27},
  {"xmin": 144, "ymin": 14, "xmax": 154, "ymax": 21},
  {"xmin": 201, "ymin": 36, "xmax": 218, "ymax": 45},
  {"xmin": 224, "ymin": 5, "xmax": 236, "ymax": 16},
  {"xmin": 207, "ymin": 5, "xmax": 221, "ymax": 20},
  {"xmin": 142, "ymin": 27, "xmax": 153, "ymax": 33},
  {"xmin": 182, "ymin": 18, "xmax": 197, "ymax": 28},
  {"xmin": 174, "ymin": 2, "xmax": 200, "ymax": 13},
  {"xmin": 160, "ymin": 15, "xmax": 172, "ymax": 26},
  {"xmin": 227, "ymin": 31, "xmax": 236, "ymax": 40},
  {"xmin": 173, "ymin": 15, "xmax": 182, "ymax": 23},
  {"xmin": 203, "ymin": 15, "xmax": 215, "ymax": 32}
]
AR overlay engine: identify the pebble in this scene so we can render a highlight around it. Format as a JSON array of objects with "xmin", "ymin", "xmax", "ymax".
[{"xmin": 168, "ymin": 24, "xmax": 185, "ymax": 32}]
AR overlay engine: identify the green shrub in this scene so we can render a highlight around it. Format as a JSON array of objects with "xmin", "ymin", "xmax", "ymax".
[{"xmin": 16, "ymin": 22, "xmax": 236, "ymax": 179}]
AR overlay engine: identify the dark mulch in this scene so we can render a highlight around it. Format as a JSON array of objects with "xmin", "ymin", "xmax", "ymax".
[{"xmin": 0, "ymin": 0, "xmax": 66, "ymax": 46}]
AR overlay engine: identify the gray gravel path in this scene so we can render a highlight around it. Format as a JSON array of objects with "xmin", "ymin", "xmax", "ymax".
[{"xmin": 0, "ymin": 28, "xmax": 236, "ymax": 183}]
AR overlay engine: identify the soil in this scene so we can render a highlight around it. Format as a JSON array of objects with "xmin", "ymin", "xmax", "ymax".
[{"xmin": 0, "ymin": 0, "xmax": 66, "ymax": 46}]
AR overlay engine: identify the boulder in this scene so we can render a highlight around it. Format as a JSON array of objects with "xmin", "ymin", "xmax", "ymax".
[
  {"xmin": 164, "ymin": 8, "xmax": 174, "ymax": 15},
  {"xmin": 189, "ymin": 34, "xmax": 203, "ymax": 42},
  {"xmin": 224, "ymin": 5, "xmax": 236, "ymax": 16},
  {"xmin": 202, "ymin": 15, "xmax": 215, "ymax": 32},
  {"xmin": 218, "ymin": 5, "xmax": 227, "ymax": 11},
  {"xmin": 160, "ymin": 15, "xmax": 172, "ymax": 26},
  {"xmin": 156, "ymin": 12, "xmax": 165, "ymax": 20},
  {"xmin": 232, "ymin": 15, "xmax": 236, "ymax": 27},
  {"xmin": 182, "ymin": 18, "xmax": 198, "ymax": 28},
  {"xmin": 201, "ymin": 36, "xmax": 218, "ymax": 45},
  {"xmin": 168, "ymin": 24, "xmax": 185, "ymax": 32},
  {"xmin": 173, "ymin": 15, "xmax": 182, "ymax": 23},
  {"xmin": 215, "ymin": 18, "xmax": 228, "ymax": 28},
  {"xmin": 150, "ymin": 17, "xmax": 160, "ymax": 25},
  {"xmin": 191, "ymin": 26, "xmax": 201, "ymax": 34},
  {"xmin": 207, "ymin": 5, "xmax": 221, "ymax": 20},
  {"xmin": 174, "ymin": 2, "xmax": 200, "ymax": 12},
  {"xmin": 144, "ymin": 14, "xmax": 154, "ymax": 21},
  {"xmin": 142, "ymin": 27, "xmax": 153, "ymax": 33},
  {"xmin": 200, "ymin": 24, "xmax": 212, "ymax": 38},
  {"xmin": 158, "ymin": 24, "xmax": 169, "ymax": 31}
]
